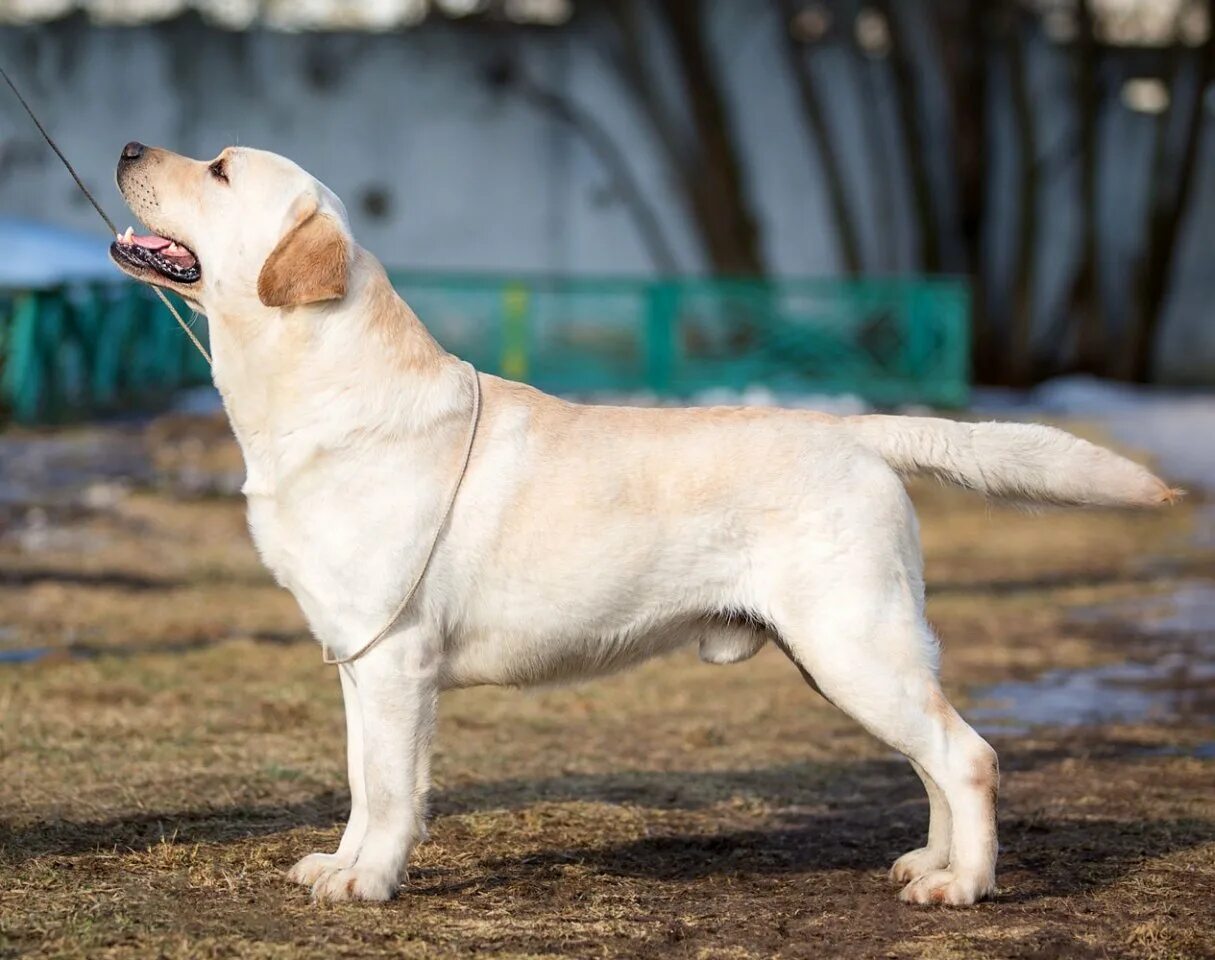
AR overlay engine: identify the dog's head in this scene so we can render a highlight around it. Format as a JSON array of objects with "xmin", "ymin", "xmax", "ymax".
[{"xmin": 110, "ymin": 142, "xmax": 351, "ymax": 315}]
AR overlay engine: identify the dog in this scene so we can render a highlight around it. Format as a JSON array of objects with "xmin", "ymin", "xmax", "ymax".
[{"xmin": 109, "ymin": 142, "xmax": 1178, "ymax": 905}]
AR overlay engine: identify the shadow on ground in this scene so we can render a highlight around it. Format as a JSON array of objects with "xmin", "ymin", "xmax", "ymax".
[{"xmin": 5, "ymin": 752, "xmax": 1211, "ymax": 907}]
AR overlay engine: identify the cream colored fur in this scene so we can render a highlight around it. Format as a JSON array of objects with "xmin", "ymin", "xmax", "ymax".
[{"xmin": 111, "ymin": 145, "xmax": 1176, "ymax": 906}]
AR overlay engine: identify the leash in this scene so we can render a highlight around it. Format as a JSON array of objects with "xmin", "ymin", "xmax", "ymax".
[
  {"xmin": 322, "ymin": 361, "xmax": 482, "ymax": 665},
  {"xmin": 1, "ymin": 65, "xmax": 480, "ymax": 667},
  {"xmin": 1, "ymin": 65, "xmax": 213, "ymax": 366}
]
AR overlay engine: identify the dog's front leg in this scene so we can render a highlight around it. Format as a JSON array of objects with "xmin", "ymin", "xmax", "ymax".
[
  {"xmin": 287, "ymin": 665, "xmax": 368, "ymax": 886},
  {"xmin": 311, "ymin": 625, "xmax": 439, "ymax": 902}
]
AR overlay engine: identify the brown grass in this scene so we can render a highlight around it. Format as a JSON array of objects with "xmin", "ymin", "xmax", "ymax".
[{"xmin": 1, "ymin": 427, "xmax": 1213, "ymax": 959}]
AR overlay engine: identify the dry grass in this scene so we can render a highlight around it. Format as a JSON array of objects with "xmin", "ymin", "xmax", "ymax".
[{"xmin": 1, "ymin": 426, "xmax": 1213, "ymax": 959}]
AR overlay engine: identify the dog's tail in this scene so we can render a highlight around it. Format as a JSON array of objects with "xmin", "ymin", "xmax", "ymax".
[{"xmin": 846, "ymin": 415, "xmax": 1181, "ymax": 508}]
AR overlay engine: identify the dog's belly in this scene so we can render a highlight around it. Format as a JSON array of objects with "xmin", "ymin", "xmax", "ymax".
[{"xmin": 438, "ymin": 614, "xmax": 769, "ymax": 689}]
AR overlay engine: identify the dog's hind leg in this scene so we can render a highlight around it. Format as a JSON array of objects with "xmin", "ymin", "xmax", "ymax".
[
  {"xmin": 899, "ymin": 689, "xmax": 999, "ymax": 906},
  {"xmin": 776, "ymin": 602, "xmax": 998, "ymax": 905},
  {"xmin": 889, "ymin": 758, "xmax": 952, "ymax": 884},
  {"xmin": 768, "ymin": 470, "xmax": 997, "ymax": 905},
  {"xmin": 775, "ymin": 620, "xmax": 957, "ymax": 890},
  {"xmin": 287, "ymin": 664, "xmax": 368, "ymax": 886}
]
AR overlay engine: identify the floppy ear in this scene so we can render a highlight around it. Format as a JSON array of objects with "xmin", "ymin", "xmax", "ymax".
[{"xmin": 257, "ymin": 199, "xmax": 349, "ymax": 308}]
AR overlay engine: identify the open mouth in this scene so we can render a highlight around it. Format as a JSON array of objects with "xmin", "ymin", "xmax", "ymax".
[{"xmin": 110, "ymin": 227, "xmax": 201, "ymax": 284}]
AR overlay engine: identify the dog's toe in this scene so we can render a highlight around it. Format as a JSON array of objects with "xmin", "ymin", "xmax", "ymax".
[
  {"xmin": 287, "ymin": 852, "xmax": 350, "ymax": 887},
  {"xmin": 889, "ymin": 846, "xmax": 949, "ymax": 885},
  {"xmin": 899, "ymin": 868, "xmax": 994, "ymax": 906},
  {"xmin": 311, "ymin": 865, "xmax": 399, "ymax": 903}
]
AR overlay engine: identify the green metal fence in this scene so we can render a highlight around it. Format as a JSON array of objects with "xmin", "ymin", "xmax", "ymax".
[
  {"xmin": 0, "ymin": 283, "xmax": 211, "ymax": 424},
  {"xmin": 0, "ymin": 273, "xmax": 969, "ymax": 423}
]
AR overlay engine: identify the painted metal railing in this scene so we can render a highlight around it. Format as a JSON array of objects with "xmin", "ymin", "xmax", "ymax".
[
  {"xmin": 0, "ymin": 283, "xmax": 210, "ymax": 423},
  {"xmin": 0, "ymin": 273, "xmax": 969, "ymax": 422}
]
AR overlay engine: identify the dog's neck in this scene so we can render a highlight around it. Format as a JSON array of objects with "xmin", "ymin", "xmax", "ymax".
[{"xmin": 205, "ymin": 247, "xmax": 470, "ymax": 498}]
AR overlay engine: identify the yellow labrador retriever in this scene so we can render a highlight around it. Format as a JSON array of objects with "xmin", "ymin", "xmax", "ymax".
[{"xmin": 109, "ymin": 142, "xmax": 1177, "ymax": 905}]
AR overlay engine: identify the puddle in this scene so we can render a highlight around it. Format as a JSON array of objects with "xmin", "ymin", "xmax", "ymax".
[
  {"xmin": 1065, "ymin": 580, "xmax": 1215, "ymax": 634},
  {"xmin": 0, "ymin": 429, "xmax": 152, "ymax": 552},
  {"xmin": 972, "ymin": 655, "xmax": 1215, "ymax": 733},
  {"xmin": 971, "ymin": 581, "xmax": 1215, "ymax": 740},
  {"xmin": 1141, "ymin": 741, "xmax": 1215, "ymax": 759},
  {"xmin": 0, "ymin": 647, "xmax": 58, "ymax": 664},
  {"xmin": 0, "ymin": 430, "xmax": 152, "ymax": 509}
]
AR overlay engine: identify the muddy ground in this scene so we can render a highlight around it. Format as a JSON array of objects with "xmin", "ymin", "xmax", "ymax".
[{"xmin": 0, "ymin": 420, "xmax": 1213, "ymax": 959}]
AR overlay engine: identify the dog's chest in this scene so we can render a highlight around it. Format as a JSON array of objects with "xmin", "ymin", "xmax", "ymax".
[
  {"xmin": 245, "ymin": 495, "xmax": 306, "ymax": 593},
  {"xmin": 243, "ymin": 493, "xmax": 351, "ymax": 642},
  {"xmin": 240, "ymin": 461, "xmax": 451, "ymax": 645}
]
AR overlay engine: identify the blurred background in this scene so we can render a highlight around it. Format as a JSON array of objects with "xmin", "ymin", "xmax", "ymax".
[
  {"xmin": 2, "ymin": 0, "xmax": 1215, "ymax": 423},
  {"xmin": 1, "ymin": 5, "xmax": 1214, "ymax": 958}
]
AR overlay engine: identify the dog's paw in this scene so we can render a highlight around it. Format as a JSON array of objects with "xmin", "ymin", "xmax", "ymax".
[
  {"xmin": 889, "ymin": 846, "xmax": 950, "ymax": 885},
  {"xmin": 311, "ymin": 864, "xmax": 399, "ymax": 903},
  {"xmin": 898, "ymin": 868, "xmax": 995, "ymax": 906},
  {"xmin": 287, "ymin": 852, "xmax": 351, "ymax": 887}
]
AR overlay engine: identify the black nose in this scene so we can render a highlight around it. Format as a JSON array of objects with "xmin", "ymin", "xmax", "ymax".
[{"xmin": 120, "ymin": 141, "xmax": 145, "ymax": 162}]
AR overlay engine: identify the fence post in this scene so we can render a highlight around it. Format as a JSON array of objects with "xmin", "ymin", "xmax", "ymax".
[
  {"xmin": 945, "ymin": 284, "xmax": 971, "ymax": 407},
  {"xmin": 501, "ymin": 281, "xmax": 530, "ymax": 382},
  {"xmin": 645, "ymin": 281, "xmax": 678, "ymax": 394},
  {"xmin": 2, "ymin": 293, "xmax": 43, "ymax": 422}
]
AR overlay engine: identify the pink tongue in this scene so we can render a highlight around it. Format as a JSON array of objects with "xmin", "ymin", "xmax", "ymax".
[
  {"xmin": 130, "ymin": 234, "xmax": 172, "ymax": 250},
  {"xmin": 130, "ymin": 233, "xmax": 197, "ymax": 267}
]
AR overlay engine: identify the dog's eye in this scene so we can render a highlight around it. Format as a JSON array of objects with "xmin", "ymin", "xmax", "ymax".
[{"xmin": 209, "ymin": 159, "xmax": 228, "ymax": 183}]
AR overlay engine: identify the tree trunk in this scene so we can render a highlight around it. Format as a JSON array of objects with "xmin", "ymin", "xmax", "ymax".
[
  {"xmin": 852, "ymin": 42, "xmax": 899, "ymax": 272},
  {"xmin": 1005, "ymin": 7, "xmax": 1039, "ymax": 385},
  {"xmin": 934, "ymin": 0, "xmax": 993, "ymax": 377},
  {"xmin": 652, "ymin": 0, "xmax": 767, "ymax": 276},
  {"xmin": 1069, "ymin": 0, "xmax": 1107, "ymax": 374},
  {"xmin": 1126, "ymin": 7, "xmax": 1214, "ymax": 383},
  {"xmin": 873, "ymin": 0, "xmax": 942, "ymax": 273},
  {"xmin": 774, "ymin": 0, "xmax": 864, "ymax": 275}
]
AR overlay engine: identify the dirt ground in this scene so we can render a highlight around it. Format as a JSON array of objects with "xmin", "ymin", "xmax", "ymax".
[{"xmin": 1, "ymin": 421, "xmax": 1213, "ymax": 959}]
